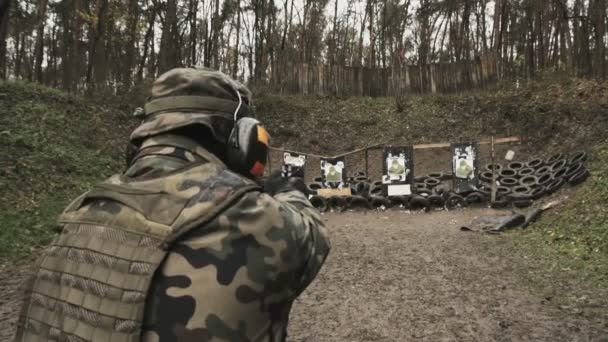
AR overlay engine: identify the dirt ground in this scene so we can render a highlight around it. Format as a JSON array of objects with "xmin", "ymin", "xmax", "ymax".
[
  {"xmin": 288, "ymin": 209, "xmax": 608, "ymax": 342},
  {"xmin": 1, "ymin": 209, "xmax": 607, "ymax": 342}
]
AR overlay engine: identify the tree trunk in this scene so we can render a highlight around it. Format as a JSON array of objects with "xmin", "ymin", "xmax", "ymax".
[
  {"xmin": 591, "ymin": 0, "xmax": 606, "ymax": 78},
  {"xmin": 190, "ymin": 0, "xmax": 198, "ymax": 66},
  {"xmin": 33, "ymin": 0, "xmax": 49, "ymax": 83},
  {"xmin": 123, "ymin": 0, "xmax": 139, "ymax": 89},
  {"xmin": 233, "ymin": 0, "xmax": 241, "ymax": 77},
  {"xmin": 208, "ymin": 0, "xmax": 226, "ymax": 69},
  {"xmin": 367, "ymin": 0, "xmax": 375, "ymax": 68},
  {"xmin": 138, "ymin": 6, "xmax": 157, "ymax": 82},
  {"xmin": 86, "ymin": 0, "xmax": 109, "ymax": 90},
  {"xmin": 158, "ymin": 0, "xmax": 179, "ymax": 73},
  {"xmin": 0, "ymin": 0, "xmax": 10, "ymax": 79}
]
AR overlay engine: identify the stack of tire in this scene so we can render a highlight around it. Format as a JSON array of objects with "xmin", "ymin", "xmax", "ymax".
[
  {"xmin": 477, "ymin": 151, "xmax": 589, "ymax": 208},
  {"xmin": 307, "ymin": 171, "xmax": 453, "ymax": 212},
  {"xmin": 306, "ymin": 172, "xmax": 382, "ymax": 212},
  {"xmin": 306, "ymin": 151, "xmax": 590, "ymax": 212}
]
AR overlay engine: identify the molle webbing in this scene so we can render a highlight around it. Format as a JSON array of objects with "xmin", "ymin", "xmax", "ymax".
[
  {"xmin": 16, "ymin": 163, "xmax": 260, "ymax": 342},
  {"xmin": 19, "ymin": 224, "xmax": 164, "ymax": 342}
]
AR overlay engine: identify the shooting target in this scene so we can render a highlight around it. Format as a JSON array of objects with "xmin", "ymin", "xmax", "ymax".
[{"xmin": 451, "ymin": 142, "xmax": 480, "ymax": 193}]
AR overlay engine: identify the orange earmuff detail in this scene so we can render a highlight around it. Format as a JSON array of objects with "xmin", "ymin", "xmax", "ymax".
[{"xmin": 257, "ymin": 125, "xmax": 269, "ymax": 146}]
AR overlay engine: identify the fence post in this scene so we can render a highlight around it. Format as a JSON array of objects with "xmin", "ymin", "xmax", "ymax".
[{"xmin": 365, "ymin": 147, "xmax": 369, "ymax": 178}]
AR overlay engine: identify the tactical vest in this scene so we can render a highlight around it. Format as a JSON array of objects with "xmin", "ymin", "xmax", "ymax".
[{"xmin": 15, "ymin": 162, "xmax": 259, "ymax": 342}]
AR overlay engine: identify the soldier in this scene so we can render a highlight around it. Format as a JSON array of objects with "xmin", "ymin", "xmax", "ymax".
[{"xmin": 15, "ymin": 68, "xmax": 330, "ymax": 342}]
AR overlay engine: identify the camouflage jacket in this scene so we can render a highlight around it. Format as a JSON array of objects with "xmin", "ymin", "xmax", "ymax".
[{"xmin": 130, "ymin": 135, "xmax": 331, "ymax": 341}]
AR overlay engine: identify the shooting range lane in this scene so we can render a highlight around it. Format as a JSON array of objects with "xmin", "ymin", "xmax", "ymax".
[{"xmin": 288, "ymin": 210, "xmax": 608, "ymax": 341}]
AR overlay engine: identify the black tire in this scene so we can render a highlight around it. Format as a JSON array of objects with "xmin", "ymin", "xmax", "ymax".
[
  {"xmin": 529, "ymin": 186, "xmax": 546, "ymax": 200},
  {"xmin": 535, "ymin": 166, "xmax": 552, "ymax": 176},
  {"xmin": 428, "ymin": 194, "xmax": 445, "ymax": 207},
  {"xmin": 491, "ymin": 197, "xmax": 509, "ymax": 209},
  {"xmin": 513, "ymin": 199, "xmax": 533, "ymax": 208},
  {"xmin": 370, "ymin": 186, "xmax": 385, "ymax": 196},
  {"xmin": 416, "ymin": 188, "xmax": 433, "ymax": 197},
  {"xmin": 565, "ymin": 163, "xmax": 584, "ymax": 179},
  {"xmin": 357, "ymin": 171, "xmax": 367, "ymax": 177},
  {"xmin": 508, "ymin": 192, "xmax": 533, "ymax": 201},
  {"xmin": 424, "ymin": 177, "xmax": 441, "ymax": 188},
  {"xmin": 545, "ymin": 153, "xmax": 564, "ymax": 165},
  {"xmin": 512, "ymin": 185, "xmax": 532, "ymax": 195},
  {"xmin": 328, "ymin": 196, "xmax": 348, "ymax": 212},
  {"xmin": 306, "ymin": 186, "xmax": 318, "ymax": 195},
  {"xmin": 309, "ymin": 182, "xmax": 323, "ymax": 189},
  {"xmin": 477, "ymin": 187, "xmax": 491, "ymax": 198},
  {"xmin": 568, "ymin": 168, "xmax": 590, "ymax": 186},
  {"xmin": 519, "ymin": 176, "xmax": 538, "ymax": 187},
  {"xmin": 465, "ymin": 192, "xmax": 485, "ymax": 205},
  {"xmin": 415, "ymin": 183, "xmax": 428, "ymax": 190},
  {"xmin": 551, "ymin": 167, "xmax": 568, "ymax": 180},
  {"xmin": 497, "ymin": 186, "xmax": 511, "ymax": 197},
  {"xmin": 518, "ymin": 168, "xmax": 535, "ymax": 177},
  {"xmin": 446, "ymin": 194, "xmax": 466, "ymax": 209},
  {"xmin": 444, "ymin": 171, "xmax": 454, "ymax": 179},
  {"xmin": 414, "ymin": 175, "xmax": 428, "ymax": 183},
  {"xmin": 428, "ymin": 172, "xmax": 444, "ymax": 179},
  {"xmin": 536, "ymin": 173, "xmax": 553, "ymax": 186},
  {"xmin": 354, "ymin": 176, "xmax": 369, "ymax": 183},
  {"xmin": 409, "ymin": 195, "xmax": 431, "ymax": 211},
  {"xmin": 309, "ymin": 195, "xmax": 328, "ymax": 212},
  {"xmin": 313, "ymin": 176, "xmax": 324, "ymax": 183},
  {"xmin": 499, "ymin": 169, "xmax": 518, "ymax": 178},
  {"xmin": 433, "ymin": 185, "xmax": 447, "ymax": 195},
  {"xmin": 485, "ymin": 163, "xmax": 503, "ymax": 172},
  {"xmin": 480, "ymin": 171, "xmax": 494, "ymax": 183},
  {"xmin": 508, "ymin": 161, "xmax": 525, "ymax": 170},
  {"xmin": 550, "ymin": 159, "xmax": 568, "ymax": 172},
  {"xmin": 569, "ymin": 151, "xmax": 588, "ymax": 165},
  {"xmin": 545, "ymin": 178, "xmax": 565, "ymax": 194},
  {"xmin": 526, "ymin": 158, "xmax": 544, "ymax": 169},
  {"xmin": 352, "ymin": 182, "xmax": 370, "ymax": 196},
  {"xmin": 389, "ymin": 195, "xmax": 410, "ymax": 208},
  {"xmin": 348, "ymin": 196, "xmax": 371, "ymax": 210},
  {"xmin": 500, "ymin": 177, "xmax": 519, "ymax": 187},
  {"xmin": 370, "ymin": 196, "xmax": 391, "ymax": 209},
  {"xmin": 371, "ymin": 180, "xmax": 384, "ymax": 188}
]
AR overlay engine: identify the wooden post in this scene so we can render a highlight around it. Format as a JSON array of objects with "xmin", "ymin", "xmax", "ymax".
[
  {"xmin": 365, "ymin": 147, "xmax": 369, "ymax": 177},
  {"xmin": 490, "ymin": 136, "xmax": 497, "ymax": 203}
]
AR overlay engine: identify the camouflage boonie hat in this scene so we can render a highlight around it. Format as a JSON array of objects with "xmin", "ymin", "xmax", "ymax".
[{"xmin": 130, "ymin": 68, "xmax": 255, "ymax": 144}]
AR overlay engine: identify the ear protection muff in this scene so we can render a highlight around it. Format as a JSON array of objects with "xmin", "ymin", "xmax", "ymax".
[
  {"xmin": 225, "ymin": 78, "xmax": 269, "ymax": 178},
  {"xmin": 226, "ymin": 117, "xmax": 269, "ymax": 178}
]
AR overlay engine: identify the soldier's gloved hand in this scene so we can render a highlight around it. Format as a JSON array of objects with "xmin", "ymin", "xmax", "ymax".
[{"xmin": 262, "ymin": 171, "xmax": 309, "ymax": 196}]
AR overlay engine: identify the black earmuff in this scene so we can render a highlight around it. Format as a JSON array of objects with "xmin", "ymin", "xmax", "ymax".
[
  {"xmin": 226, "ymin": 117, "xmax": 269, "ymax": 178},
  {"xmin": 223, "ymin": 77, "xmax": 269, "ymax": 178}
]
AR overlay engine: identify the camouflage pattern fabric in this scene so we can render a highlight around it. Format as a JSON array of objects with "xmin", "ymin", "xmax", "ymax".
[
  {"xmin": 141, "ymin": 188, "xmax": 329, "ymax": 341},
  {"xmin": 136, "ymin": 137, "xmax": 330, "ymax": 341}
]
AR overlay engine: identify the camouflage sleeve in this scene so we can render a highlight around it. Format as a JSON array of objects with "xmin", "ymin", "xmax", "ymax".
[
  {"xmin": 272, "ymin": 190, "xmax": 331, "ymax": 296},
  {"xmin": 142, "ymin": 189, "xmax": 330, "ymax": 341}
]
